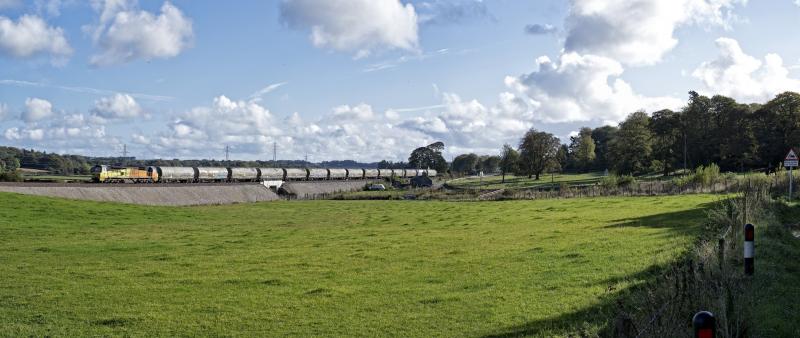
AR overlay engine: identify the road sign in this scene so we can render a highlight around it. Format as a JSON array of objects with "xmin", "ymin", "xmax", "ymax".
[{"xmin": 785, "ymin": 150, "xmax": 798, "ymax": 167}]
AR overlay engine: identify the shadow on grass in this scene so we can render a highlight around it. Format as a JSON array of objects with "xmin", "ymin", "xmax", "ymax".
[
  {"xmin": 481, "ymin": 204, "xmax": 718, "ymax": 338},
  {"xmin": 603, "ymin": 202, "xmax": 718, "ymax": 229}
]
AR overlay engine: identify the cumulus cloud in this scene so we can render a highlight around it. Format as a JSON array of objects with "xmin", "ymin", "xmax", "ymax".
[
  {"xmin": 279, "ymin": 0, "xmax": 418, "ymax": 58},
  {"xmin": 524, "ymin": 23, "xmax": 557, "ymax": 35},
  {"xmin": 508, "ymin": 52, "xmax": 683, "ymax": 124},
  {"xmin": 91, "ymin": 93, "xmax": 143, "ymax": 120},
  {"xmin": 0, "ymin": 15, "xmax": 72, "ymax": 60},
  {"xmin": 693, "ymin": 37, "xmax": 800, "ymax": 102},
  {"xmin": 564, "ymin": 0, "xmax": 743, "ymax": 66},
  {"xmin": 134, "ymin": 88, "xmax": 537, "ymax": 161},
  {"xmin": 88, "ymin": 0, "xmax": 193, "ymax": 66},
  {"xmin": 5, "ymin": 105, "xmax": 113, "ymax": 153},
  {"xmin": 22, "ymin": 97, "xmax": 54, "ymax": 123}
]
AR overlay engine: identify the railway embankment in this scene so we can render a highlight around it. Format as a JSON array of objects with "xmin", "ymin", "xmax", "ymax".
[
  {"xmin": 280, "ymin": 180, "xmax": 377, "ymax": 199},
  {"xmin": 0, "ymin": 183, "xmax": 280, "ymax": 206}
]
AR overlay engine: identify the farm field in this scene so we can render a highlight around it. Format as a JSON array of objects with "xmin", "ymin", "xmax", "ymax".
[
  {"xmin": 0, "ymin": 193, "xmax": 721, "ymax": 337},
  {"xmin": 448, "ymin": 172, "xmax": 606, "ymax": 190}
]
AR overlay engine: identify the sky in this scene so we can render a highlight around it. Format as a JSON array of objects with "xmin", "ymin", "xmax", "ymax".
[{"xmin": 1, "ymin": 0, "xmax": 800, "ymax": 162}]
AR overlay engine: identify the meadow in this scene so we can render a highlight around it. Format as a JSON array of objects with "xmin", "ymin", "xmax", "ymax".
[
  {"xmin": 448, "ymin": 172, "xmax": 606, "ymax": 190},
  {"xmin": 0, "ymin": 193, "xmax": 721, "ymax": 337}
]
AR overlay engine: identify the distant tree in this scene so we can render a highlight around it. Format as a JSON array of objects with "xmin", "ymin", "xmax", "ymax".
[
  {"xmin": 408, "ymin": 142, "xmax": 448, "ymax": 172},
  {"xmin": 610, "ymin": 111, "xmax": 653, "ymax": 175},
  {"xmin": 451, "ymin": 153, "xmax": 479, "ymax": 174},
  {"xmin": 569, "ymin": 127, "xmax": 596, "ymax": 172},
  {"xmin": 591, "ymin": 125, "xmax": 617, "ymax": 171},
  {"xmin": 499, "ymin": 144, "xmax": 519, "ymax": 183},
  {"xmin": 518, "ymin": 128, "xmax": 561, "ymax": 180},
  {"xmin": 481, "ymin": 155, "xmax": 501, "ymax": 174},
  {"xmin": 556, "ymin": 144, "xmax": 568, "ymax": 172},
  {"xmin": 650, "ymin": 109, "xmax": 681, "ymax": 176}
]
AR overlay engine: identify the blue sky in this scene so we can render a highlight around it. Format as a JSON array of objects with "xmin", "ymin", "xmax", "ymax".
[{"xmin": 1, "ymin": 0, "xmax": 799, "ymax": 162}]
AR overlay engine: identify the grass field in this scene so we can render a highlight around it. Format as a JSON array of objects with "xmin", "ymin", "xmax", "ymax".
[
  {"xmin": 0, "ymin": 193, "xmax": 721, "ymax": 336},
  {"xmin": 448, "ymin": 172, "xmax": 605, "ymax": 190}
]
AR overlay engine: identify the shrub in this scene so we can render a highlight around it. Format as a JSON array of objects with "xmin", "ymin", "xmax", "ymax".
[
  {"xmin": 600, "ymin": 175, "xmax": 618, "ymax": 189},
  {"xmin": 0, "ymin": 170, "xmax": 22, "ymax": 182},
  {"xmin": 617, "ymin": 174, "xmax": 636, "ymax": 187}
]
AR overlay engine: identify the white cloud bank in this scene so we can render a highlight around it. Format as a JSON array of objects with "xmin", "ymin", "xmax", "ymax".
[
  {"xmin": 564, "ymin": 0, "xmax": 744, "ymax": 66},
  {"xmin": 508, "ymin": 53, "xmax": 683, "ymax": 124},
  {"xmin": 693, "ymin": 37, "xmax": 800, "ymax": 102},
  {"xmin": 279, "ymin": 0, "xmax": 419, "ymax": 58},
  {"xmin": 88, "ymin": 0, "xmax": 193, "ymax": 66},
  {"xmin": 0, "ymin": 15, "xmax": 72, "ymax": 60}
]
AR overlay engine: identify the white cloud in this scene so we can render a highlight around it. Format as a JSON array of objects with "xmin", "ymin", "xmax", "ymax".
[
  {"xmin": 693, "ymin": 37, "xmax": 800, "ymax": 102},
  {"xmin": 0, "ymin": 15, "xmax": 72, "ymax": 60},
  {"xmin": 564, "ymin": 0, "xmax": 744, "ymax": 66},
  {"xmin": 415, "ymin": 0, "xmax": 491, "ymax": 25},
  {"xmin": 88, "ymin": 0, "xmax": 193, "ymax": 66},
  {"xmin": 509, "ymin": 52, "xmax": 683, "ymax": 124},
  {"xmin": 91, "ymin": 93, "xmax": 143, "ymax": 120},
  {"xmin": 279, "ymin": 0, "xmax": 419, "ymax": 58},
  {"xmin": 22, "ymin": 97, "xmax": 54, "ymax": 123},
  {"xmin": 137, "ymin": 88, "xmax": 538, "ymax": 161}
]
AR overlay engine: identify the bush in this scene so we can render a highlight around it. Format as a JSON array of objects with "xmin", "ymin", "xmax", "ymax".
[
  {"xmin": 600, "ymin": 175, "xmax": 618, "ymax": 189},
  {"xmin": 693, "ymin": 163, "xmax": 720, "ymax": 186},
  {"xmin": 601, "ymin": 174, "xmax": 636, "ymax": 188},
  {"xmin": 0, "ymin": 170, "xmax": 22, "ymax": 182}
]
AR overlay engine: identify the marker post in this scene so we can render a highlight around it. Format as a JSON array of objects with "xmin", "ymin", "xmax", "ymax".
[
  {"xmin": 744, "ymin": 223, "xmax": 754, "ymax": 276},
  {"xmin": 693, "ymin": 311, "xmax": 716, "ymax": 338}
]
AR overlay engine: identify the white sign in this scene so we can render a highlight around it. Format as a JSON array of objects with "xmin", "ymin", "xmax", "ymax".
[{"xmin": 786, "ymin": 149, "xmax": 798, "ymax": 167}]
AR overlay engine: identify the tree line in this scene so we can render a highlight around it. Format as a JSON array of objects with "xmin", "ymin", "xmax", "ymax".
[{"xmin": 448, "ymin": 91, "xmax": 800, "ymax": 181}]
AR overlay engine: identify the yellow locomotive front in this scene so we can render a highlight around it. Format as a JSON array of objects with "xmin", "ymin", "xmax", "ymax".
[{"xmin": 91, "ymin": 165, "xmax": 157, "ymax": 183}]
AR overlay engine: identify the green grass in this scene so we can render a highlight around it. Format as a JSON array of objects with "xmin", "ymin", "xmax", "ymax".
[
  {"xmin": 0, "ymin": 193, "xmax": 721, "ymax": 336},
  {"xmin": 449, "ymin": 172, "xmax": 606, "ymax": 190},
  {"xmin": 749, "ymin": 202, "xmax": 800, "ymax": 337}
]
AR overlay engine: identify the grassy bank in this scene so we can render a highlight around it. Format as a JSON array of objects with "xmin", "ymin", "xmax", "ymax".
[{"xmin": 0, "ymin": 193, "xmax": 720, "ymax": 336}]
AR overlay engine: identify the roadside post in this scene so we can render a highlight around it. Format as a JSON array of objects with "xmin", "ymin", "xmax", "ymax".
[
  {"xmin": 785, "ymin": 149, "xmax": 798, "ymax": 199},
  {"xmin": 692, "ymin": 311, "xmax": 716, "ymax": 338},
  {"xmin": 744, "ymin": 223, "xmax": 754, "ymax": 276}
]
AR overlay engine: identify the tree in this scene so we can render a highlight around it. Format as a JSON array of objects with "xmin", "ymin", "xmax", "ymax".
[
  {"xmin": 481, "ymin": 155, "xmax": 501, "ymax": 174},
  {"xmin": 610, "ymin": 111, "xmax": 653, "ymax": 175},
  {"xmin": 569, "ymin": 127, "xmax": 596, "ymax": 172},
  {"xmin": 499, "ymin": 144, "xmax": 519, "ymax": 183},
  {"xmin": 650, "ymin": 109, "xmax": 681, "ymax": 176},
  {"xmin": 408, "ymin": 142, "xmax": 448, "ymax": 173},
  {"xmin": 451, "ymin": 153, "xmax": 479, "ymax": 174},
  {"xmin": 591, "ymin": 126, "xmax": 617, "ymax": 170},
  {"xmin": 518, "ymin": 128, "xmax": 561, "ymax": 180}
]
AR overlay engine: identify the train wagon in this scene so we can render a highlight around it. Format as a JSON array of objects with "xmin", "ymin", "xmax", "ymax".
[
  {"xmin": 91, "ymin": 165, "xmax": 152, "ymax": 183},
  {"xmin": 156, "ymin": 167, "xmax": 196, "ymax": 183},
  {"xmin": 401, "ymin": 169, "xmax": 418, "ymax": 178},
  {"xmin": 308, "ymin": 168, "xmax": 328, "ymax": 180},
  {"xmin": 363, "ymin": 169, "xmax": 379, "ymax": 179},
  {"xmin": 347, "ymin": 168, "xmax": 365, "ymax": 179},
  {"xmin": 285, "ymin": 168, "xmax": 307, "ymax": 180},
  {"xmin": 196, "ymin": 167, "xmax": 229, "ymax": 182},
  {"xmin": 426, "ymin": 169, "xmax": 438, "ymax": 177},
  {"xmin": 328, "ymin": 169, "xmax": 348, "ymax": 180},
  {"xmin": 259, "ymin": 168, "xmax": 285, "ymax": 181},
  {"xmin": 230, "ymin": 167, "xmax": 259, "ymax": 182}
]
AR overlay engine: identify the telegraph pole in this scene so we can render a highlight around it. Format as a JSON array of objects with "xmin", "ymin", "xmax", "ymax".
[
  {"xmin": 225, "ymin": 145, "xmax": 230, "ymax": 163},
  {"xmin": 273, "ymin": 142, "xmax": 277, "ymax": 166}
]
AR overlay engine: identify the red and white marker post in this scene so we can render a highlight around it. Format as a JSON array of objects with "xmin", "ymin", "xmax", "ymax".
[
  {"xmin": 744, "ymin": 223, "xmax": 754, "ymax": 276},
  {"xmin": 693, "ymin": 311, "xmax": 716, "ymax": 338}
]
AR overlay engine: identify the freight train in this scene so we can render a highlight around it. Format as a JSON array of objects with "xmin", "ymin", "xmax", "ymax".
[{"xmin": 90, "ymin": 165, "xmax": 437, "ymax": 183}]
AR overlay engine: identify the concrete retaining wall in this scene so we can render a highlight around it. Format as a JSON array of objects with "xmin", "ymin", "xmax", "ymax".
[
  {"xmin": 281, "ymin": 180, "xmax": 377, "ymax": 198},
  {"xmin": 0, "ymin": 183, "xmax": 280, "ymax": 206}
]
